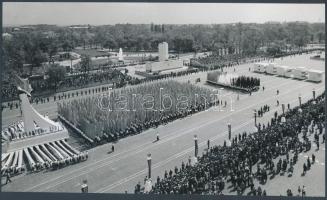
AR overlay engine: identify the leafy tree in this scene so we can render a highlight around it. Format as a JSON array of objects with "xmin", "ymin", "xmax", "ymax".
[
  {"xmin": 46, "ymin": 64, "xmax": 66, "ymax": 91},
  {"xmin": 80, "ymin": 54, "xmax": 92, "ymax": 77},
  {"xmin": 150, "ymin": 23, "xmax": 154, "ymax": 32},
  {"xmin": 316, "ymin": 31, "xmax": 325, "ymax": 43},
  {"xmin": 3, "ymin": 35, "xmax": 24, "ymax": 72},
  {"xmin": 62, "ymin": 40, "xmax": 73, "ymax": 51},
  {"xmin": 266, "ymin": 43, "xmax": 282, "ymax": 56},
  {"xmin": 27, "ymin": 48, "xmax": 47, "ymax": 75},
  {"xmin": 104, "ymin": 37, "xmax": 118, "ymax": 50},
  {"xmin": 48, "ymin": 43, "xmax": 58, "ymax": 64},
  {"xmin": 2, "ymin": 22, "xmax": 324, "ymax": 78}
]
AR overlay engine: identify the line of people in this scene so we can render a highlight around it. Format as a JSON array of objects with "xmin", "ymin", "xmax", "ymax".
[{"xmin": 256, "ymin": 104, "xmax": 270, "ymax": 117}]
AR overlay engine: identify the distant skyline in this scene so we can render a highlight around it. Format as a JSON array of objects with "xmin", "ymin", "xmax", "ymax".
[{"xmin": 3, "ymin": 3, "xmax": 325, "ymax": 26}]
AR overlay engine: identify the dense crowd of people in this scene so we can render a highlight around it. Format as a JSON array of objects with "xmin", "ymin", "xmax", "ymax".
[
  {"xmin": 272, "ymin": 48, "xmax": 324, "ymax": 58},
  {"xmin": 129, "ymin": 68, "xmax": 199, "ymax": 85},
  {"xmin": 207, "ymin": 70, "xmax": 260, "ymax": 92},
  {"xmin": 192, "ymin": 53, "xmax": 269, "ymax": 70},
  {"xmin": 31, "ymin": 69, "xmax": 129, "ymax": 93},
  {"xmin": 135, "ymin": 92, "xmax": 325, "ymax": 195},
  {"xmin": 1, "ymin": 78, "xmax": 19, "ymax": 102},
  {"xmin": 2, "ymin": 140, "xmax": 89, "ymax": 180},
  {"xmin": 193, "ymin": 48, "xmax": 323, "ymax": 70},
  {"xmin": 58, "ymin": 80, "xmax": 225, "ymax": 145},
  {"xmin": 230, "ymin": 76, "xmax": 260, "ymax": 91}
]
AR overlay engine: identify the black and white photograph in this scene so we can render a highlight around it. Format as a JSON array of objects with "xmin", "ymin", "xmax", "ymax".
[{"xmin": 1, "ymin": 2, "xmax": 325, "ymax": 197}]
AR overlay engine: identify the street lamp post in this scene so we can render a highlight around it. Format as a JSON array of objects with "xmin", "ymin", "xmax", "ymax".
[
  {"xmin": 228, "ymin": 123, "xmax": 231, "ymax": 140},
  {"xmin": 81, "ymin": 179, "xmax": 88, "ymax": 193},
  {"xmin": 70, "ymin": 58, "xmax": 73, "ymax": 72},
  {"xmin": 194, "ymin": 135, "xmax": 198, "ymax": 158},
  {"xmin": 144, "ymin": 154, "xmax": 153, "ymax": 193},
  {"xmin": 254, "ymin": 110, "xmax": 257, "ymax": 126},
  {"xmin": 298, "ymin": 94, "xmax": 302, "ymax": 106},
  {"xmin": 147, "ymin": 154, "xmax": 152, "ymax": 179},
  {"xmin": 313, "ymin": 88, "xmax": 316, "ymax": 100},
  {"xmin": 282, "ymin": 104, "xmax": 285, "ymax": 115},
  {"xmin": 281, "ymin": 116, "xmax": 286, "ymax": 123}
]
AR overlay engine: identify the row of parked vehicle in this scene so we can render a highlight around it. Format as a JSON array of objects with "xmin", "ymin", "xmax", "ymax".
[{"xmin": 253, "ymin": 62, "xmax": 323, "ymax": 82}]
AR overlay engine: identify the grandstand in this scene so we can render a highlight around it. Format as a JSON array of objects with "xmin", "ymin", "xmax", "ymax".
[{"xmin": 1, "ymin": 81, "xmax": 88, "ymax": 176}]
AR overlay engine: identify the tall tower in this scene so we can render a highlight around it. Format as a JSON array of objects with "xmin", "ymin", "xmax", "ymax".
[
  {"xmin": 158, "ymin": 42, "xmax": 169, "ymax": 61},
  {"xmin": 18, "ymin": 88, "xmax": 59, "ymax": 133}
]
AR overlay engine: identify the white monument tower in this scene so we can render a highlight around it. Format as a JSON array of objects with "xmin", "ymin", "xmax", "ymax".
[
  {"xmin": 14, "ymin": 76, "xmax": 67, "ymax": 139},
  {"xmin": 118, "ymin": 48, "xmax": 124, "ymax": 62},
  {"xmin": 158, "ymin": 42, "xmax": 169, "ymax": 61}
]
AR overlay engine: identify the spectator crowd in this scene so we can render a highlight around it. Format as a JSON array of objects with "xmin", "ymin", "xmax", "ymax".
[{"xmin": 135, "ymin": 92, "xmax": 325, "ymax": 196}]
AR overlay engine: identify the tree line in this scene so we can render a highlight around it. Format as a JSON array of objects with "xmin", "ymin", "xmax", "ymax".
[{"xmin": 3, "ymin": 22, "xmax": 325, "ymax": 74}]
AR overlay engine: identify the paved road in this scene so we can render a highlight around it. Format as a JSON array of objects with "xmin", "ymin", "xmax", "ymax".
[{"xmin": 2, "ymin": 53, "xmax": 325, "ymax": 196}]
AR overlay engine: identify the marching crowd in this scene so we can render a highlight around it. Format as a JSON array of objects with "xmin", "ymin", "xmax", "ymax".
[
  {"xmin": 230, "ymin": 76, "xmax": 260, "ymax": 91},
  {"xmin": 193, "ymin": 53, "xmax": 269, "ymax": 70},
  {"xmin": 129, "ymin": 68, "xmax": 199, "ymax": 85},
  {"xmin": 94, "ymin": 99, "xmax": 221, "ymax": 145},
  {"xmin": 193, "ymin": 48, "xmax": 323, "ymax": 70},
  {"xmin": 58, "ymin": 80, "xmax": 224, "ymax": 145},
  {"xmin": 136, "ymin": 92, "xmax": 325, "ymax": 196}
]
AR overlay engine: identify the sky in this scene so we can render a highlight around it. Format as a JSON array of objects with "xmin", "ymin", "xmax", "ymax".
[{"xmin": 3, "ymin": 3, "xmax": 325, "ymax": 26}]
